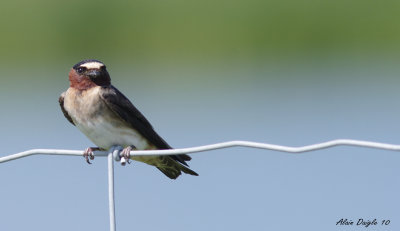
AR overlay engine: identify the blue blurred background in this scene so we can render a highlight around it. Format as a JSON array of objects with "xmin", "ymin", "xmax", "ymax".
[{"xmin": 0, "ymin": 0, "xmax": 399, "ymax": 230}]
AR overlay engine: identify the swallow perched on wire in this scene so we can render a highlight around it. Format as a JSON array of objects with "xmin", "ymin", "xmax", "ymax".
[{"xmin": 59, "ymin": 59, "xmax": 198, "ymax": 179}]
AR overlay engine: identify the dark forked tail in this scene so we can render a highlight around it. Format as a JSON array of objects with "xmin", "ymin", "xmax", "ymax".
[{"xmin": 156, "ymin": 155, "xmax": 198, "ymax": 179}]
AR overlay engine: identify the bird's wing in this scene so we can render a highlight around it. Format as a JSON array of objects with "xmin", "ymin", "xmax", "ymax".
[
  {"xmin": 59, "ymin": 92, "xmax": 75, "ymax": 126},
  {"xmin": 99, "ymin": 86, "xmax": 192, "ymax": 166}
]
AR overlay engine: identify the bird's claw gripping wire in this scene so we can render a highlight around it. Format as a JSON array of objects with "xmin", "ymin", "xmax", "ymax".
[
  {"xmin": 120, "ymin": 145, "xmax": 135, "ymax": 166},
  {"xmin": 83, "ymin": 147, "xmax": 100, "ymax": 164}
]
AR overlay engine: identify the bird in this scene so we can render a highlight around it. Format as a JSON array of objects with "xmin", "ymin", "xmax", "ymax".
[{"xmin": 59, "ymin": 59, "xmax": 198, "ymax": 179}]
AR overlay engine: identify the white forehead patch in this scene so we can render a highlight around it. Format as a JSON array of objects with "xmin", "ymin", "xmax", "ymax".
[{"xmin": 80, "ymin": 62, "xmax": 104, "ymax": 69}]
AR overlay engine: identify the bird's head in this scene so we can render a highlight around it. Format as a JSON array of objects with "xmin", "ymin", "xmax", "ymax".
[{"xmin": 69, "ymin": 59, "xmax": 111, "ymax": 90}]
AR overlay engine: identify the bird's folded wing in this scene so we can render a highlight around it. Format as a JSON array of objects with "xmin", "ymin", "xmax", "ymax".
[{"xmin": 99, "ymin": 86, "xmax": 192, "ymax": 166}]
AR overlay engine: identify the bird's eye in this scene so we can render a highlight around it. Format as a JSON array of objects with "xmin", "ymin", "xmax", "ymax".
[{"xmin": 77, "ymin": 67, "xmax": 86, "ymax": 74}]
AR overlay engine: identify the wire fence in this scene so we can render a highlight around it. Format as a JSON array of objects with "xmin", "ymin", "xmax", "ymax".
[{"xmin": 1, "ymin": 139, "xmax": 399, "ymax": 231}]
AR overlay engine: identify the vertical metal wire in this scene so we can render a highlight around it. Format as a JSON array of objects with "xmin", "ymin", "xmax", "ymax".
[{"xmin": 108, "ymin": 151, "xmax": 116, "ymax": 231}]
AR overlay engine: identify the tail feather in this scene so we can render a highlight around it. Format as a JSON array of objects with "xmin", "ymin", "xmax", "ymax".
[
  {"xmin": 170, "ymin": 154, "xmax": 192, "ymax": 166},
  {"xmin": 180, "ymin": 164, "xmax": 198, "ymax": 176},
  {"xmin": 156, "ymin": 156, "xmax": 198, "ymax": 179}
]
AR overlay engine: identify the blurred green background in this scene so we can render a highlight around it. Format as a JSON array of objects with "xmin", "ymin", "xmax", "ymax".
[{"xmin": 1, "ymin": 0, "xmax": 399, "ymax": 66}]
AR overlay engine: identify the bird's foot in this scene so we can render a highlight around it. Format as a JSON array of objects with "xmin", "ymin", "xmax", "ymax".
[
  {"xmin": 120, "ymin": 145, "xmax": 135, "ymax": 166},
  {"xmin": 83, "ymin": 147, "xmax": 101, "ymax": 164}
]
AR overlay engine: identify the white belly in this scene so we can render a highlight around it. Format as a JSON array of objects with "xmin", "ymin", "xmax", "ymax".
[{"xmin": 75, "ymin": 115, "xmax": 151, "ymax": 150}]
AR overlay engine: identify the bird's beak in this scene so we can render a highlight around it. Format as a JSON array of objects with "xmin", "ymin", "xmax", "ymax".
[{"xmin": 87, "ymin": 69, "xmax": 102, "ymax": 78}]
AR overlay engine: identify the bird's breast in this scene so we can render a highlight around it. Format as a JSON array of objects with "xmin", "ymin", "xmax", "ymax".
[{"xmin": 63, "ymin": 86, "xmax": 153, "ymax": 150}]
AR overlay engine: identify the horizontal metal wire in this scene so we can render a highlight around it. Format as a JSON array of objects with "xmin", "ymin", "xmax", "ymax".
[
  {"xmin": 1, "ymin": 139, "xmax": 399, "ymax": 164},
  {"xmin": 1, "ymin": 138, "xmax": 399, "ymax": 231}
]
